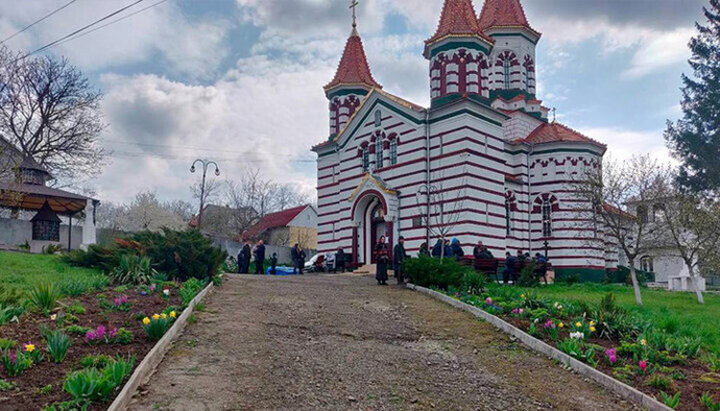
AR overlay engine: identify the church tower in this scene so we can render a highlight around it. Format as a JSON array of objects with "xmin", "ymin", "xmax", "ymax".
[
  {"xmin": 324, "ymin": 7, "xmax": 381, "ymax": 138},
  {"xmin": 478, "ymin": 0, "xmax": 541, "ymax": 98},
  {"xmin": 424, "ymin": 0, "xmax": 495, "ymax": 106}
]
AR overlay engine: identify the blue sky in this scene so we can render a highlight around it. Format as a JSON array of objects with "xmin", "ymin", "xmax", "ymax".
[{"xmin": 0, "ymin": 0, "xmax": 706, "ymax": 205}]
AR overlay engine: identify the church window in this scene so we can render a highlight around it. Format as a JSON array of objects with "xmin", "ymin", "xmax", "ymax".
[
  {"xmin": 375, "ymin": 139, "xmax": 383, "ymax": 168},
  {"xmin": 503, "ymin": 57, "xmax": 511, "ymax": 90},
  {"xmin": 374, "ymin": 110, "xmax": 382, "ymax": 127},
  {"xmin": 362, "ymin": 147, "xmax": 369, "ymax": 171},
  {"xmin": 390, "ymin": 139, "xmax": 398, "ymax": 165},
  {"xmin": 640, "ymin": 256, "xmax": 654, "ymax": 273},
  {"xmin": 541, "ymin": 199, "xmax": 553, "ymax": 237}
]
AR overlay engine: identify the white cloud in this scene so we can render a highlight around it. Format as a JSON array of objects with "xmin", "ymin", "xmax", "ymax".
[
  {"xmin": 622, "ymin": 28, "xmax": 693, "ymax": 78},
  {"xmin": 578, "ymin": 127, "xmax": 674, "ymax": 165}
]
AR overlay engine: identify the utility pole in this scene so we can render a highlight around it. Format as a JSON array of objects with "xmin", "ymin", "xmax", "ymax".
[{"xmin": 190, "ymin": 159, "xmax": 220, "ymax": 229}]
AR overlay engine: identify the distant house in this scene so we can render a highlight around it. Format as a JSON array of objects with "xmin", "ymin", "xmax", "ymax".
[{"xmin": 245, "ymin": 205, "xmax": 317, "ymax": 249}]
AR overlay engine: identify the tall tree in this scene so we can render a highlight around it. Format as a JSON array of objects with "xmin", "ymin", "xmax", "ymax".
[
  {"xmin": 577, "ymin": 155, "xmax": 667, "ymax": 305},
  {"xmin": 0, "ymin": 47, "xmax": 105, "ymax": 183},
  {"xmin": 665, "ymin": 0, "xmax": 720, "ymax": 194}
]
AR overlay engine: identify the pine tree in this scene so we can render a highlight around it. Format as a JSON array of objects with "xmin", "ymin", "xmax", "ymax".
[{"xmin": 665, "ymin": 0, "xmax": 720, "ymax": 194}]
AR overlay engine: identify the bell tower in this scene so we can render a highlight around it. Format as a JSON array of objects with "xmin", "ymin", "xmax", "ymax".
[{"xmin": 324, "ymin": 1, "xmax": 382, "ymax": 139}]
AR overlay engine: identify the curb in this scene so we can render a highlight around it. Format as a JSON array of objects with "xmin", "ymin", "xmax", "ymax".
[
  {"xmin": 107, "ymin": 280, "xmax": 215, "ymax": 411},
  {"xmin": 407, "ymin": 283, "xmax": 671, "ymax": 411}
]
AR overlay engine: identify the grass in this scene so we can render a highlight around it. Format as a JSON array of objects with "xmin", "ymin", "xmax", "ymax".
[
  {"xmin": 528, "ymin": 283, "xmax": 720, "ymax": 354},
  {"xmin": 0, "ymin": 251, "xmax": 106, "ymax": 292}
]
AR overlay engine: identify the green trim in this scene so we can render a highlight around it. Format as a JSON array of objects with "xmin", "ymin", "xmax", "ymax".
[
  {"xmin": 490, "ymin": 89, "xmax": 536, "ymax": 101},
  {"xmin": 430, "ymin": 107, "xmax": 504, "ymax": 127},
  {"xmin": 326, "ymin": 88, "xmax": 370, "ymax": 99},
  {"xmin": 489, "ymin": 32, "xmax": 538, "ymax": 45},
  {"xmin": 428, "ymin": 41, "xmax": 491, "ymax": 58}
]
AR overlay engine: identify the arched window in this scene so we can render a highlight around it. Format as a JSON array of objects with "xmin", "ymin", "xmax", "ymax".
[
  {"xmin": 374, "ymin": 110, "xmax": 382, "ymax": 127},
  {"xmin": 541, "ymin": 198, "xmax": 553, "ymax": 237},
  {"xmin": 503, "ymin": 58, "xmax": 511, "ymax": 90},
  {"xmin": 362, "ymin": 147, "xmax": 369, "ymax": 171},
  {"xmin": 375, "ymin": 139, "xmax": 383, "ymax": 168},
  {"xmin": 389, "ymin": 139, "xmax": 398, "ymax": 165},
  {"xmin": 640, "ymin": 256, "xmax": 654, "ymax": 273}
]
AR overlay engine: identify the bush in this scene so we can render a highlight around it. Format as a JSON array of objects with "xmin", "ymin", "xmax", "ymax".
[
  {"xmin": 27, "ymin": 284, "xmax": 60, "ymax": 316},
  {"xmin": 109, "ymin": 254, "xmax": 156, "ymax": 285},
  {"xmin": 517, "ymin": 263, "xmax": 539, "ymax": 287},
  {"xmin": 63, "ymin": 356, "xmax": 135, "ymax": 403},
  {"xmin": 46, "ymin": 330, "xmax": 71, "ymax": 363},
  {"xmin": 462, "ymin": 271, "xmax": 487, "ymax": 295},
  {"xmin": 179, "ymin": 278, "xmax": 206, "ymax": 306},
  {"xmin": 405, "ymin": 256, "xmax": 468, "ymax": 290},
  {"xmin": 62, "ymin": 244, "xmax": 120, "ymax": 271}
]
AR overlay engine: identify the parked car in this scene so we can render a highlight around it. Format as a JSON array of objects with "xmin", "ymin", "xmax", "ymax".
[{"xmin": 304, "ymin": 253, "xmax": 326, "ymax": 273}]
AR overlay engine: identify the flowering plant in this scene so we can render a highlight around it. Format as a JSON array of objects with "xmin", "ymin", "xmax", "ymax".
[
  {"xmin": 638, "ymin": 360, "xmax": 648, "ymax": 373},
  {"xmin": 23, "ymin": 342, "xmax": 44, "ymax": 363},
  {"xmin": 84, "ymin": 325, "xmax": 120, "ymax": 345},
  {"xmin": 163, "ymin": 288, "xmax": 170, "ymax": 298},
  {"xmin": 1, "ymin": 348, "xmax": 33, "ymax": 376},
  {"xmin": 511, "ymin": 307, "xmax": 525, "ymax": 318},
  {"xmin": 605, "ymin": 348, "xmax": 617, "ymax": 366},
  {"xmin": 570, "ymin": 331, "xmax": 584, "ymax": 340},
  {"xmin": 113, "ymin": 295, "xmax": 131, "ymax": 311},
  {"xmin": 543, "ymin": 319, "xmax": 559, "ymax": 341},
  {"xmin": 142, "ymin": 312, "xmax": 175, "ymax": 341}
]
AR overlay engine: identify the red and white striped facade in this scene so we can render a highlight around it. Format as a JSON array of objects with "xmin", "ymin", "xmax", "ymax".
[{"xmin": 312, "ymin": 0, "xmax": 618, "ymax": 278}]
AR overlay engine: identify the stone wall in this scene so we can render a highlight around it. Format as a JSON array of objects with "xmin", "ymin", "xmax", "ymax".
[{"xmin": 0, "ymin": 217, "xmax": 83, "ymax": 250}]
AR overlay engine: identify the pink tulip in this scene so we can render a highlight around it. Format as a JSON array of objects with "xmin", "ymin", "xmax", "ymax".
[{"xmin": 638, "ymin": 360, "xmax": 647, "ymax": 372}]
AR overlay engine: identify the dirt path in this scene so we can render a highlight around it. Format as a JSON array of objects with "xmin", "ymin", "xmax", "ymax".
[{"xmin": 129, "ymin": 274, "xmax": 635, "ymax": 410}]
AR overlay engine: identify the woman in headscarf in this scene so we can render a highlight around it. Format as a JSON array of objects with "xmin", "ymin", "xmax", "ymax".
[
  {"xmin": 431, "ymin": 239, "xmax": 443, "ymax": 258},
  {"xmin": 418, "ymin": 242, "xmax": 429, "ymax": 257},
  {"xmin": 375, "ymin": 235, "xmax": 389, "ymax": 285}
]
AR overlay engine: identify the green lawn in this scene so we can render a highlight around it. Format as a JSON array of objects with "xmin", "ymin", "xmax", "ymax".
[
  {"xmin": 0, "ymin": 250, "xmax": 106, "ymax": 292},
  {"xmin": 528, "ymin": 283, "xmax": 720, "ymax": 354}
]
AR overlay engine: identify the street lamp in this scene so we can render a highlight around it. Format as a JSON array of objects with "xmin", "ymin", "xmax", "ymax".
[{"xmin": 190, "ymin": 159, "xmax": 220, "ymax": 229}]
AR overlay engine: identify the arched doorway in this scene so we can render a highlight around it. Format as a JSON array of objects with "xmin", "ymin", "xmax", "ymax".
[{"xmin": 351, "ymin": 190, "xmax": 393, "ymax": 266}]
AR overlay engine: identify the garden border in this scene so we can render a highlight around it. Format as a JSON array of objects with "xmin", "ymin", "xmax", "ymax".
[
  {"xmin": 107, "ymin": 280, "xmax": 215, "ymax": 411},
  {"xmin": 406, "ymin": 283, "xmax": 672, "ymax": 411}
]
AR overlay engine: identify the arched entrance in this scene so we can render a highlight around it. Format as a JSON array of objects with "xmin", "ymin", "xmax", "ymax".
[{"xmin": 351, "ymin": 190, "xmax": 393, "ymax": 266}]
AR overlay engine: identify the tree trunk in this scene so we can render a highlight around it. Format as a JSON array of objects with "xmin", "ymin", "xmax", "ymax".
[
  {"xmin": 690, "ymin": 268, "xmax": 705, "ymax": 304},
  {"xmin": 629, "ymin": 262, "xmax": 644, "ymax": 306}
]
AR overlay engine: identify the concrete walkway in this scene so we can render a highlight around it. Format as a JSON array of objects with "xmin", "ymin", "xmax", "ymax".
[{"xmin": 130, "ymin": 274, "xmax": 635, "ymax": 410}]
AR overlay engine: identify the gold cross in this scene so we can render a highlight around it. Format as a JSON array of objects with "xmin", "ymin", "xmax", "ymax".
[{"xmin": 350, "ymin": 0, "xmax": 359, "ymax": 28}]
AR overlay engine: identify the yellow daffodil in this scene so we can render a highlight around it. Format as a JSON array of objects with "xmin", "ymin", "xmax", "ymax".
[
  {"xmin": 24, "ymin": 344, "xmax": 35, "ymax": 353},
  {"xmin": 161, "ymin": 313, "xmax": 167, "ymax": 319},
  {"xmin": 590, "ymin": 321, "xmax": 596, "ymax": 326},
  {"xmin": 521, "ymin": 294, "xmax": 525, "ymax": 299},
  {"xmin": 169, "ymin": 311, "xmax": 176, "ymax": 319},
  {"xmin": 575, "ymin": 322, "xmax": 582, "ymax": 328},
  {"xmin": 590, "ymin": 326, "xmax": 596, "ymax": 333},
  {"xmin": 641, "ymin": 339, "xmax": 647, "ymax": 346},
  {"xmin": 142, "ymin": 317, "xmax": 150, "ymax": 325},
  {"xmin": 152, "ymin": 314, "xmax": 160, "ymax": 321},
  {"xmin": 558, "ymin": 322, "xmax": 564, "ymax": 328}
]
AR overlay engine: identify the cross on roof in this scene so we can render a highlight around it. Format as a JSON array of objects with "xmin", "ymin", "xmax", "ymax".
[{"xmin": 350, "ymin": 0, "xmax": 359, "ymax": 29}]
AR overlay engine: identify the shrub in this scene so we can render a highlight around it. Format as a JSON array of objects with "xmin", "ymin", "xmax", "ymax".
[
  {"xmin": 405, "ymin": 256, "xmax": 468, "ymax": 290},
  {"xmin": 62, "ymin": 244, "xmax": 119, "ymax": 271},
  {"xmin": 109, "ymin": 254, "xmax": 156, "ymax": 285},
  {"xmin": 46, "ymin": 330, "xmax": 71, "ymax": 363},
  {"xmin": 130, "ymin": 229, "xmax": 226, "ymax": 281},
  {"xmin": 180, "ymin": 278, "xmax": 206, "ymax": 306},
  {"xmin": 516, "ymin": 263, "xmax": 539, "ymax": 287},
  {"xmin": 63, "ymin": 356, "xmax": 135, "ymax": 402},
  {"xmin": 27, "ymin": 284, "xmax": 60, "ymax": 316},
  {"xmin": 462, "ymin": 271, "xmax": 487, "ymax": 295},
  {"xmin": 42, "ymin": 244, "xmax": 65, "ymax": 255},
  {"xmin": 142, "ymin": 312, "xmax": 176, "ymax": 341},
  {"xmin": 1, "ymin": 349, "xmax": 33, "ymax": 376}
]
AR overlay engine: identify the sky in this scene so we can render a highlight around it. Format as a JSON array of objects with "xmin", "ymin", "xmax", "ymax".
[{"xmin": 0, "ymin": 0, "xmax": 707, "ymax": 206}]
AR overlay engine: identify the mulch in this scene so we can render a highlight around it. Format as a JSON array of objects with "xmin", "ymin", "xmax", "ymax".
[{"xmin": 0, "ymin": 286, "xmax": 183, "ymax": 411}]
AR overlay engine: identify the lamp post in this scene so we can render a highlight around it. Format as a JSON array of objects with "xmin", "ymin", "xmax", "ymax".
[{"xmin": 190, "ymin": 159, "xmax": 220, "ymax": 229}]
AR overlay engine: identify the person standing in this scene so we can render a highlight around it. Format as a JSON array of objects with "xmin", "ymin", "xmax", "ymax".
[
  {"xmin": 297, "ymin": 247, "xmax": 306, "ymax": 275},
  {"xmin": 239, "ymin": 240, "xmax": 252, "ymax": 274},
  {"xmin": 291, "ymin": 244, "xmax": 299, "ymax": 274},
  {"xmin": 335, "ymin": 248, "xmax": 346, "ymax": 273},
  {"xmin": 418, "ymin": 242, "xmax": 429, "ymax": 257},
  {"xmin": 375, "ymin": 236, "xmax": 389, "ymax": 285},
  {"xmin": 254, "ymin": 240, "xmax": 266, "ymax": 274},
  {"xmin": 270, "ymin": 252, "xmax": 278, "ymax": 275},
  {"xmin": 502, "ymin": 251, "xmax": 518, "ymax": 284},
  {"xmin": 393, "ymin": 236, "xmax": 409, "ymax": 285}
]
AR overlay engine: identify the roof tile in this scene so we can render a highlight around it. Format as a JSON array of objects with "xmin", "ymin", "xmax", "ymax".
[
  {"xmin": 478, "ymin": 0, "xmax": 539, "ymax": 36},
  {"xmin": 426, "ymin": 0, "xmax": 493, "ymax": 45},
  {"xmin": 517, "ymin": 122, "xmax": 606, "ymax": 147},
  {"xmin": 324, "ymin": 33, "xmax": 381, "ymax": 91},
  {"xmin": 245, "ymin": 205, "xmax": 310, "ymax": 240}
]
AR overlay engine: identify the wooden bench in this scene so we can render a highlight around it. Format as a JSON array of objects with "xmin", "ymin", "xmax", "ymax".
[{"xmin": 473, "ymin": 258, "xmax": 500, "ymax": 282}]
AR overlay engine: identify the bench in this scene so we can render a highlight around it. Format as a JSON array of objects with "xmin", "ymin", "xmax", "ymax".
[{"xmin": 473, "ymin": 258, "xmax": 500, "ymax": 282}]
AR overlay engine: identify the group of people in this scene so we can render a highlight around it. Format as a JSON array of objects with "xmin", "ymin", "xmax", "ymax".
[
  {"xmin": 374, "ymin": 235, "xmax": 409, "ymax": 286},
  {"xmin": 237, "ymin": 239, "xmax": 266, "ymax": 274},
  {"xmin": 500, "ymin": 250, "xmax": 548, "ymax": 284}
]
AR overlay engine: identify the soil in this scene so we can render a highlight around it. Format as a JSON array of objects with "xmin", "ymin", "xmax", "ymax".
[
  {"xmin": 130, "ymin": 274, "xmax": 637, "ymax": 410},
  {"xmin": 0, "ymin": 285, "xmax": 183, "ymax": 411}
]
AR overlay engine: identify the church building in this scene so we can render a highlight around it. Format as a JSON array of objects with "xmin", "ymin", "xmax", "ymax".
[{"xmin": 312, "ymin": 0, "xmax": 617, "ymax": 281}]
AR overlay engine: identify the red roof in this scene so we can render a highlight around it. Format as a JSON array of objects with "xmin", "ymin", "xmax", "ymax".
[
  {"xmin": 245, "ymin": 205, "xmax": 310, "ymax": 240},
  {"xmin": 324, "ymin": 32, "xmax": 381, "ymax": 92},
  {"xmin": 517, "ymin": 122, "xmax": 606, "ymax": 147},
  {"xmin": 427, "ymin": 0, "xmax": 494, "ymax": 45},
  {"xmin": 478, "ymin": 0, "xmax": 539, "ymax": 36}
]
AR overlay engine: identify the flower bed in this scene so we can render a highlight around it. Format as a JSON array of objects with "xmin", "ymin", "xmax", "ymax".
[
  {"xmin": 0, "ymin": 282, "xmax": 190, "ymax": 410},
  {"xmin": 442, "ymin": 287, "xmax": 720, "ymax": 411}
]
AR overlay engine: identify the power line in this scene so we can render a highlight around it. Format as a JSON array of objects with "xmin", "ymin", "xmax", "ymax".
[
  {"xmin": 54, "ymin": 0, "xmax": 170, "ymax": 48},
  {"xmin": 0, "ymin": 0, "xmax": 79, "ymax": 45},
  {"xmin": 19, "ymin": 0, "xmax": 146, "ymax": 60}
]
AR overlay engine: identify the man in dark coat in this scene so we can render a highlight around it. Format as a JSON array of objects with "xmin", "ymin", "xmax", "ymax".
[
  {"xmin": 291, "ymin": 244, "xmax": 299, "ymax": 274},
  {"xmin": 297, "ymin": 247, "xmax": 306, "ymax": 275},
  {"xmin": 254, "ymin": 240, "xmax": 266, "ymax": 274},
  {"xmin": 502, "ymin": 251, "xmax": 518, "ymax": 284},
  {"xmin": 335, "ymin": 248, "xmax": 346, "ymax": 273},
  {"xmin": 431, "ymin": 239, "xmax": 443, "ymax": 258},
  {"xmin": 239, "ymin": 240, "xmax": 252, "ymax": 274},
  {"xmin": 393, "ymin": 236, "xmax": 409, "ymax": 285},
  {"xmin": 473, "ymin": 241, "xmax": 494, "ymax": 260}
]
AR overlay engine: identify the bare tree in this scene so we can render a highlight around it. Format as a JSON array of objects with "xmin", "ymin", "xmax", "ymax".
[
  {"xmin": 0, "ymin": 47, "xmax": 105, "ymax": 183},
  {"xmin": 191, "ymin": 176, "xmax": 221, "ymax": 216},
  {"xmin": 655, "ymin": 173, "xmax": 720, "ymax": 304},
  {"xmin": 577, "ymin": 155, "xmax": 666, "ymax": 305}
]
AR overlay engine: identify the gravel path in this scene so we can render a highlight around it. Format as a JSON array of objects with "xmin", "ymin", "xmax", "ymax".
[{"xmin": 129, "ymin": 274, "xmax": 636, "ymax": 410}]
